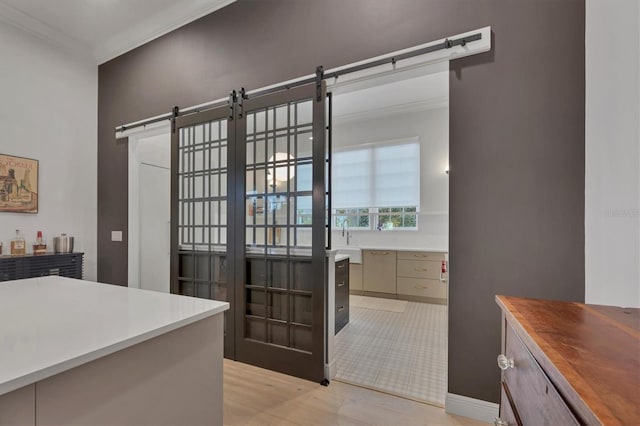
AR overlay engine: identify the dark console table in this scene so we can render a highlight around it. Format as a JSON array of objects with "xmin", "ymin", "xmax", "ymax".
[{"xmin": 0, "ymin": 252, "xmax": 83, "ymax": 281}]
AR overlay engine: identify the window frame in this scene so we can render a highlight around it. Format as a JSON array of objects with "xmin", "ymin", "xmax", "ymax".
[{"xmin": 330, "ymin": 206, "xmax": 419, "ymax": 231}]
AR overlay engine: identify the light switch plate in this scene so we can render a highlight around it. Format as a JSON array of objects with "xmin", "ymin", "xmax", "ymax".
[{"xmin": 111, "ymin": 231, "xmax": 123, "ymax": 242}]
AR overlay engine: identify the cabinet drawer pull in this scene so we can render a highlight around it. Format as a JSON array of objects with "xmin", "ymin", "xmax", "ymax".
[
  {"xmin": 337, "ymin": 281, "xmax": 345, "ymax": 287},
  {"xmin": 337, "ymin": 264, "xmax": 346, "ymax": 269},
  {"xmin": 497, "ymin": 354, "xmax": 515, "ymax": 370},
  {"xmin": 494, "ymin": 418, "xmax": 508, "ymax": 426},
  {"xmin": 414, "ymin": 268, "xmax": 428, "ymax": 272},
  {"xmin": 414, "ymin": 285, "xmax": 427, "ymax": 290},
  {"xmin": 414, "ymin": 254, "xmax": 429, "ymax": 258},
  {"xmin": 337, "ymin": 306, "xmax": 345, "ymax": 312},
  {"xmin": 370, "ymin": 251, "xmax": 389, "ymax": 255}
]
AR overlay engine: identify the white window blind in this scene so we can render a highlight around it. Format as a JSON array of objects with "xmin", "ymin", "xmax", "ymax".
[{"xmin": 332, "ymin": 138, "xmax": 420, "ymax": 209}]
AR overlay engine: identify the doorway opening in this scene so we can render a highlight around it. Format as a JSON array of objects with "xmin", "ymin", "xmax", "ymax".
[
  {"xmin": 330, "ymin": 61, "xmax": 449, "ymax": 407},
  {"xmin": 128, "ymin": 129, "xmax": 171, "ymax": 293}
]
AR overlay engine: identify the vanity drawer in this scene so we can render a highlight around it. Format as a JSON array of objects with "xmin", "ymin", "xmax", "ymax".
[
  {"xmin": 397, "ymin": 278, "xmax": 446, "ymax": 298},
  {"xmin": 397, "ymin": 259, "xmax": 441, "ymax": 279},
  {"xmin": 499, "ymin": 382, "xmax": 521, "ymax": 426},
  {"xmin": 397, "ymin": 251, "xmax": 445, "ymax": 261},
  {"xmin": 502, "ymin": 324, "xmax": 579, "ymax": 426},
  {"xmin": 335, "ymin": 260, "xmax": 349, "ymax": 283}
]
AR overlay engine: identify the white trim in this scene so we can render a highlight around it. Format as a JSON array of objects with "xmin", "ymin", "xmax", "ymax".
[
  {"xmin": 0, "ymin": 2, "xmax": 93, "ymax": 62},
  {"xmin": 445, "ymin": 393, "xmax": 499, "ymax": 424},
  {"xmin": 127, "ymin": 126, "xmax": 172, "ymax": 289},
  {"xmin": 115, "ymin": 26, "xmax": 491, "ymax": 135},
  {"xmin": 96, "ymin": 0, "xmax": 236, "ymax": 64},
  {"xmin": 117, "ymin": 120, "xmax": 171, "ymax": 140},
  {"xmin": 327, "ymin": 26, "xmax": 491, "ymax": 94}
]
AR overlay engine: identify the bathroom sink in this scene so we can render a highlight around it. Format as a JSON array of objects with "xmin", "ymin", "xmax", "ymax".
[{"xmin": 334, "ymin": 247, "xmax": 362, "ymax": 264}]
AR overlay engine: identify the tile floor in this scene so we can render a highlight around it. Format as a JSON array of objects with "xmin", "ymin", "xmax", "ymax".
[{"xmin": 335, "ymin": 295, "xmax": 448, "ymax": 406}]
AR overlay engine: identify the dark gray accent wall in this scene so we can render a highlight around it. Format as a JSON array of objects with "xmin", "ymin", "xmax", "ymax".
[{"xmin": 98, "ymin": 0, "xmax": 585, "ymax": 403}]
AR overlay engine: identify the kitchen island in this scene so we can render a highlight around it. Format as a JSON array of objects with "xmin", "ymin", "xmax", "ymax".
[{"xmin": 0, "ymin": 276, "xmax": 228, "ymax": 425}]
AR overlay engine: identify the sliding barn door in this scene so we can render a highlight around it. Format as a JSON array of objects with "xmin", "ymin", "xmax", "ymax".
[
  {"xmin": 171, "ymin": 83, "xmax": 327, "ymax": 382},
  {"xmin": 234, "ymin": 83, "xmax": 327, "ymax": 382},
  {"xmin": 171, "ymin": 104, "xmax": 237, "ymax": 359}
]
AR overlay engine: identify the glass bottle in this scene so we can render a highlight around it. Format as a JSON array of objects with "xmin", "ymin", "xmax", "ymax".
[
  {"xmin": 33, "ymin": 230, "xmax": 46, "ymax": 255},
  {"xmin": 10, "ymin": 229, "xmax": 26, "ymax": 256}
]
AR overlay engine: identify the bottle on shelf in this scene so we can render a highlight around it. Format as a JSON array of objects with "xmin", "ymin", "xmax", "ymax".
[
  {"xmin": 10, "ymin": 229, "xmax": 26, "ymax": 256},
  {"xmin": 33, "ymin": 231, "xmax": 47, "ymax": 255}
]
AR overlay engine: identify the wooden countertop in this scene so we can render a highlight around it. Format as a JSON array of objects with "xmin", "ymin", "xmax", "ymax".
[{"xmin": 496, "ymin": 295, "xmax": 640, "ymax": 426}]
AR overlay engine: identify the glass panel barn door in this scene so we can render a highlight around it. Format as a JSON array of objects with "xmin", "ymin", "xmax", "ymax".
[
  {"xmin": 171, "ymin": 83, "xmax": 327, "ymax": 382},
  {"xmin": 171, "ymin": 105, "xmax": 236, "ymax": 359},
  {"xmin": 235, "ymin": 82, "xmax": 327, "ymax": 383}
]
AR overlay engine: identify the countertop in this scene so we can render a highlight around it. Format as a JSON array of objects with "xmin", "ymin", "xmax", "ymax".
[
  {"xmin": 496, "ymin": 295, "xmax": 640, "ymax": 425},
  {"xmin": 0, "ymin": 276, "xmax": 229, "ymax": 396},
  {"xmin": 357, "ymin": 246, "xmax": 448, "ymax": 253}
]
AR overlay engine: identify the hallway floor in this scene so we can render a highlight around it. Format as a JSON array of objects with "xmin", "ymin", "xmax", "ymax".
[{"xmin": 335, "ymin": 295, "xmax": 448, "ymax": 406}]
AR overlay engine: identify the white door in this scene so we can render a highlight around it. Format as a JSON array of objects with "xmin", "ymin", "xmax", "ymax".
[{"xmin": 139, "ymin": 163, "xmax": 170, "ymax": 292}]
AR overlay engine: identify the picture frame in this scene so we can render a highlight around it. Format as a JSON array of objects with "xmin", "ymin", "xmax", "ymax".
[{"xmin": 0, "ymin": 154, "xmax": 39, "ymax": 213}]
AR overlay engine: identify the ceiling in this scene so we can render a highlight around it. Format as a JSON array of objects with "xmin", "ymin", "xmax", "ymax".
[
  {"xmin": 0, "ymin": 0, "xmax": 235, "ymax": 64},
  {"xmin": 332, "ymin": 62, "xmax": 449, "ymax": 123}
]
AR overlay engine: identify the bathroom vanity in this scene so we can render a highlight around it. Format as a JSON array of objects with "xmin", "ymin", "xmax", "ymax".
[{"xmin": 0, "ymin": 276, "xmax": 228, "ymax": 426}]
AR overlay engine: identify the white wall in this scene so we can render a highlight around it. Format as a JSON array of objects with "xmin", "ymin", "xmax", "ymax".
[
  {"xmin": 331, "ymin": 107, "xmax": 449, "ymax": 250},
  {"xmin": 0, "ymin": 22, "xmax": 98, "ymax": 280},
  {"xmin": 586, "ymin": 0, "xmax": 640, "ymax": 307}
]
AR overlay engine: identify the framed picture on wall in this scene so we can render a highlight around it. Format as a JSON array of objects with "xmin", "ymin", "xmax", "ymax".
[{"xmin": 0, "ymin": 154, "xmax": 39, "ymax": 213}]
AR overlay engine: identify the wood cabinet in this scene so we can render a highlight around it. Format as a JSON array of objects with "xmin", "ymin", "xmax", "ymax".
[
  {"xmin": 397, "ymin": 251, "xmax": 445, "ymax": 262},
  {"xmin": 335, "ymin": 258, "xmax": 349, "ymax": 334},
  {"xmin": 362, "ymin": 250, "xmax": 396, "ymax": 294},
  {"xmin": 396, "ymin": 256, "xmax": 446, "ymax": 303},
  {"xmin": 349, "ymin": 264, "xmax": 363, "ymax": 291},
  {"xmin": 358, "ymin": 249, "xmax": 447, "ymax": 303},
  {"xmin": 496, "ymin": 295, "xmax": 640, "ymax": 426}
]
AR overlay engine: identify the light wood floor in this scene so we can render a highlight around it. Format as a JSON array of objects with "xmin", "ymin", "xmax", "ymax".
[{"xmin": 224, "ymin": 360, "xmax": 486, "ymax": 425}]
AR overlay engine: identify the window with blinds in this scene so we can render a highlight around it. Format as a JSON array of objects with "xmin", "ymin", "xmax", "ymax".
[{"xmin": 332, "ymin": 137, "xmax": 420, "ymax": 230}]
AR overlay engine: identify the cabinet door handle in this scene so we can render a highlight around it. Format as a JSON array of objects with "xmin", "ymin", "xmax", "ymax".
[
  {"xmin": 337, "ymin": 306, "xmax": 345, "ymax": 312},
  {"xmin": 414, "ymin": 285, "xmax": 427, "ymax": 289},
  {"xmin": 337, "ymin": 264, "xmax": 346, "ymax": 269},
  {"xmin": 370, "ymin": 251, "xmax": 389, "ymax": 255},
  {"xmin": 337, "ymin": 281, "xmax": 345, "ymax": 287},
  {"xmin": 414, "ymin": 268, "xmax": 428, "ymax": 272},
  {"xmin": 497, "ymin": 354, "xmax": 515, "ymax": 370}
]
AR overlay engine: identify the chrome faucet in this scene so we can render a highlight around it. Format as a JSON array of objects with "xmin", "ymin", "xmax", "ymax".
[{"xmin": 342, "ymin": 220, "xmax": 352, "ymax": 245}]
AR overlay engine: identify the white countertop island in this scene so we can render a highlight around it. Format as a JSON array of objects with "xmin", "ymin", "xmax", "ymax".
[{"xmin": 0, "ymin": 276, "xmax": 229, "ymax": 426}]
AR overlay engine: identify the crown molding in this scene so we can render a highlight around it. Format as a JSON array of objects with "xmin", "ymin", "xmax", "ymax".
[
  {"xmin": 0, "ymin": 1, "xmax": 93, "ymax": 62},
  {"xmin": 95, "ymin": 0, "xmax": 236, "ymax": 64},
  {"xmin": 333, "ymin": 97, "xmax": 449, "ymax": 125}
]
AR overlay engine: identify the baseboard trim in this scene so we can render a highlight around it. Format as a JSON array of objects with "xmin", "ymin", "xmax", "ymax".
[
  {"xmin": 325, "ymin": 358, "xmax": 337, "ymax": 380},
  {"xmin": 445, "ymin": 393, "xmax": 499, "ymax": 424}
]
